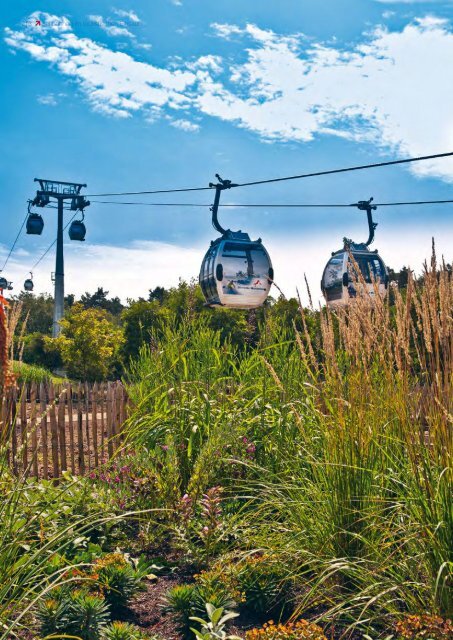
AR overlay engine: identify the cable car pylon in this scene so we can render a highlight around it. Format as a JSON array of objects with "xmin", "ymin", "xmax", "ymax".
[{"xmin": 199, "ymin": 175, "xmax": 274, "ymax": 310}]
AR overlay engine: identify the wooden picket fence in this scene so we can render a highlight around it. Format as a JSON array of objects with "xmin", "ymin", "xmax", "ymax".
[{"xmin": 0, "ymin": 381, "xmax": 128, "ymax": 479}]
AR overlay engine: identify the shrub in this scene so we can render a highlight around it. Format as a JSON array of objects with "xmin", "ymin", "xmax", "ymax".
[
  {"xmin": 65, "ymin": 590, "xmax": 110, "ymax": 640},
  {"xmin": 36, "ymin": 597, "xmax": 69, "ymax": 636},
  {"xmin": 235, "ymin": 556, "xmax": 290, "ymax": 616},
  {"xmin": 102, "ymin": 620, "xmax": 159, "ymax": 639},
  {"xmin": 394, "ymin": 615, "xmax": 453, "ymax": 640},
  {"xmin": 245, "ymin": 620, "xmax": 327, "ymax": 640},
  {"xmin": 164, "ymin": 584, "xmax": 198, "ymax": 636},
  {"xmin": 37, "ymin": 589, "xmax": 110, "ymax": 640},
  {"xmin": 95, "ymin": 554, "xmax": 141, "ymax": 611},
  {"xmin": 195, "ymin": 569, "xmax": 243, "ymax": 611},
  {"xmin": 190, "ymin": 602, "xmax": 242, "ymax": 640}
]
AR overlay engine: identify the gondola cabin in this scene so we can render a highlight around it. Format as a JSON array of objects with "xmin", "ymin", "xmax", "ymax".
[
  {"xmin": 24, "ymin": 278, "xmax": 34, "ymax": 292},
  {"xmin": 200, "ymin": 231, "xmax": 273, "ymax": 309},
  {"xmin": 321, "ymin": 243, "xmax": 388, "ymax": 307},
  {"xmin": 26, "ymin": 213, "xmax": 44, "ymax": 235},
  {"xmin": 68, "ymin": 219, "xmax": 86, "ymax": 241}
]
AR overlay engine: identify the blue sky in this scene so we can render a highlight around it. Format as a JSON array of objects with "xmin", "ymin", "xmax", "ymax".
[{"xmin": 1, "ymin": 0, "xmax": 453, "ymax": 303}]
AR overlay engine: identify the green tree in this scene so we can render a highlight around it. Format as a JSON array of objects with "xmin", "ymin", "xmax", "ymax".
[
  {"xmin": 13, "ymin": 292, "xmax": 54, "ymax": 335},
  {"xmin": 22, "ymin": 332, "xmax": 62, "ymax": 369},
  {"xmin": 51, "ymin": 303, "xmax": 124, "ymax": 381},
  {"xmin": 80, "ymin": 287, "xmax": 124, "ymax": 316},
  {"xmin": 121, "ymin": 300, "xmax": 171, "ymax": 360}
]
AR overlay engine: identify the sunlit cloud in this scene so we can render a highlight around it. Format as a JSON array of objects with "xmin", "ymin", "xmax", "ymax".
[{"xmin": 4, "ymin": 12, "xmax": 453, "ymax": 180}]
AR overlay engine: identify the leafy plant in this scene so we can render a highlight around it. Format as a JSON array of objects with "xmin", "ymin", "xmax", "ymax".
[
  {"xmin": 190, "ymin": 603, "xmax": 242, "ymax": 640},
  {"xmin": 95, "ymin": 553, "xmax": 142, "ymax": 612},
  {"xmin": 164, "ymin": 584, "xmax": 199, "ymax": 636},
  {"xmin": 245, "ymin": 620, "xmax": 327, "ymax": 640},
  {"xmin": 64, "ymin": 590, "xmax": 110, "ymax": 640},
  {"xmin": 102, "ymin": 620, "xmax": 158, "ymax": 640},
  {"xmin": 235, "ymin": 556, "xmax": 290, "ymax": 616},
  {"xmin": 195, "ymin": 569, "xmax": 243, "ymax": 612},
  {"xmin": 51, "ymin": 302, "xmax": 124, "ymax": 381},
  {"xmin": 37, "ymin": 589, "xmax": 110, "ymax": 640},
  {"xmin": 36, "ymin": 597, "xmax": 69, "ymax": 637},
  {"xmin": 394, "ymin": 614, "xmax": 453, "ymax": 640}
]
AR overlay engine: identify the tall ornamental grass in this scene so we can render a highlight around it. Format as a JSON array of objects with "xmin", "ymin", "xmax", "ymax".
[{"xmin": 126, "ymin": 251, "xmax": 452, "ymax": 632}]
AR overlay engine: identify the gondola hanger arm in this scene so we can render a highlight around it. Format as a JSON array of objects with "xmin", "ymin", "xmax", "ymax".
[
  {"xmin": 209, "ymin": 175, "xmax": 238, "ymax": 235},
  {"xmin": 354, "ymin": 197, "xmax": 378, "ymax": 247}
]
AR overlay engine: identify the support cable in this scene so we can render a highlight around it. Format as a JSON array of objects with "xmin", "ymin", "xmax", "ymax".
[
  {"xmin": 0, "ymin": 212, "xmax": 29, "ymax": 272},
  {"xmin": 29, "ymin": 212, "xmax": 78, "ymax": 272},
  {"xmin": 88, "ymin": 198, "xmax": 453, "ymax": 209},
  {"xmin": 83, "ymin": 150, "xmax": 453, "ymax": 198}
]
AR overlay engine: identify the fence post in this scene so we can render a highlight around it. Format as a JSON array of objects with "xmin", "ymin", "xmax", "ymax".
[
  {"xmin": 48, "ymin": 383, "xmax": 60, "ymax": 481},
  {"xmin": 84, "ymin": 382, "xmax": 91, "ymax": 472},
  {"xmin": 77, "ymin": 383, "xmax": 85, "ymax": 475},
  {"xmin": 92, "ymin": 382, "xmax": 99, "ymax": 468},
  {"xmin": 100, "ymin": 382, "xmax": 105, "ymax": 462},
  {"xmin": 67, "ymin": 384, "xmax": 75, "ymax": 474},
  {"xmin": 30, "ymin": 383, "xmax": 39, "ymax": 478},
  {"xmin": 58, "ymin": 387, "xmax": 67, "ymax": 472},
  {"xmin": 106, "ymin": 382, "xmax": 114, "ymax": 459},
  {"xmin": 11, "ymin": 386, "xmax": 18, "ymax": 476},
  {"xmin": 40, "ymin": 382, "xmax": 48, "ymax": 480},
  {"xmin": 20, "ymin": 384, "xmax": 28, "ymax": 473}
]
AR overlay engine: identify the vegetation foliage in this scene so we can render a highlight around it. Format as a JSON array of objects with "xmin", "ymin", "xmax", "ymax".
[{"xmin": 0, "ymin": 255, "xmax": 451, "ymax": 639}]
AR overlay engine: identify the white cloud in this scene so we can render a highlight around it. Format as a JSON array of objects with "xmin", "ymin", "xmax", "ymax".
[
  {"xmin": 5, "ymin": 13, "xmax": 453, "ymax": 180},
  {"xmin": 23, "ymin": 11, "xmax": 71, "ymax": 34},
  {"xmin": 5, "ymin": 18, "xmax": 197, "ymax": 119},
  {"xmin": 2, "ymin": 223, "xmax": 452, "ymax": 306},
  {"xmin": 200, "ymin": 19, "xmax": 453, "ymax": 179},
  {"xmin": 136, "ymin": 42, "xmax": 152, "ymax": 51},
  {"xmin": 169, "ymin": 118, "xmax": 200, "ymax": 131},
  {"xmin": 88, "ymin": 15, "xmax": 135, "ymax": 38},
  {"xmin": 188, "ymin": 54, "xmax": 223, "ymax": 73},
  {"xmin": 37, "ymin": 93, "xmax": 58, "ymax": 105},
  {"xmin": 113, "ymin": 9, "xmax": 141, "ymax": 24},
  {"xmin": 210, "ymin": 23, "xmax": 244, "ymax": 39}
]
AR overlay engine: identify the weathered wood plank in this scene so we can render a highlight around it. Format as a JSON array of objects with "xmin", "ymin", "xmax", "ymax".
[
  {"xmin": 30, "ymin": 383, "xmax": 38, "ymax": 478},
  {"xmin": 77, "ymin": 383, "xmax": 85, "ymax": 475},
  {"xmin": 92, "ymin": 382, "xmax": 99, "ymax": 467},
  {"xmin": 48, "ymin": 383, "xmax": 60, "ymax": 480},
  {"xmin": 58, "ymin": 388, "xmax": 67, "ymax": 472},
  {"xmin": 39, "ymin": 382, "xmax": 48, "ymax": 480}
]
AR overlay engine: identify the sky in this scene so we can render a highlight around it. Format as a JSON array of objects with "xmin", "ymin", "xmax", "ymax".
[{"xmin": 1, "ymin": 0, "xmax": 453, "ymax": 305}]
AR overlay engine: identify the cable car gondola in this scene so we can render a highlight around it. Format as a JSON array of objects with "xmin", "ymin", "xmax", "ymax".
[
  {"xmin": 199, "ymin": 175, "xmax": 273, "ymax": 309},
  {"xmin": 321, "ymin": 198, "xmax": 388, "ymax": 307},
  {"xmin": 68, "ymin": 214, "xmax": 86, "ymax": 241},
  {"xmin": 0, "ymin": 276, "xmax": 13, "ymax": 291},
  {"xmin": 26, "ymin": 207, "xmax": 44, "ymax": 235},
  {"xmin": 24, "ymin": 272, "xmax": 34, "ymax": 292}
]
